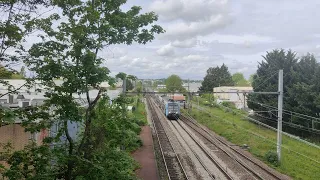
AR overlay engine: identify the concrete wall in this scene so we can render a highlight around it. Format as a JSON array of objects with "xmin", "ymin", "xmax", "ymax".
[
  {"xmin": 213, "ymin": 86, "xmax": 253, "ymax": 109},
  {"xmin": 0, "ymin": 124, "xmax": 32, "ymax": 152}
]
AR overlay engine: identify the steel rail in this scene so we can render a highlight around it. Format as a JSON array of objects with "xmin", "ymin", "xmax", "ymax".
[
  {"xmin": 147, "ymin": 96, "xmax": 189, "ymax": 180},
  {"xmin": 181, "ymin": 114, "xmax": 283, "ymax": 180}
]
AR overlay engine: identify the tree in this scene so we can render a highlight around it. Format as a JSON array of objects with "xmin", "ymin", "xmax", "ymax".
[
  {"xmin": 116, "ymin": 73, "xmax": 138, "ymax": 92},
  {"xmin": 127, "ymin": 74, "xmax": 137, "ymax": 88},
  {"xmin": 126, "ymin": 79, "xmax": 134, "ymax": 91},
  {"xmin": 0, "ymin": 65, "xmax": 12, "ymax": 78},
  {"xmin": 248, "ymin": 74, "xmax": 255, "ymax": 85},
  {"xmin": 135, "ymin": 81, "xmax": 143, "ymax": 93},
  {"xmin": 248, "ymin": 49, "xmax": 298, "ymax": 112},
  {"xmin": 0, "ymin": 0, "xmax": 51, "ymax": 97},
  {"xmin": 232, "ymin": 72, "xmax": 249, "ymax": 86},
  {"xmin": 2, "ymin": 0, "xmax": 164, "ymax": 179},
  {"xmin": 248, "ymin": 49, "xmax": 320, "ymax": 138},
  {"xmin": 165, "ymin": 74, "xmax": 185, "ymax": 93},
  {"xmin": 200, "ymin": 64, "xmax": 234, "ymax": 92},
  {"xmin": 0, "ymin": 65, "xmax": 24, "ymax": 79}
]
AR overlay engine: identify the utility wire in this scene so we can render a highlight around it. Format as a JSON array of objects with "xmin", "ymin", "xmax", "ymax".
[
  {"xmin": 254, "ymin": 113, "xmax": 320, "ymax": 135},
  {"xmin": 190, "ymin": 103, "xmax": 320, "ymax": 165},
  {"xmin": 215, "ymin": 102, "xmax": 320, "ymax": 149},
  {"xmin": 253, "ymin": 70, "xmax": 279, "ymax": 90},
  {"xmin": 247, "ymin": 100, "xmax": 320, "ymax": 123}
]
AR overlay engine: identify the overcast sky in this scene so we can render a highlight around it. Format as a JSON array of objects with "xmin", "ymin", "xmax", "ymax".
[
  {"xmin": 21, "ymin": 0, "xmax": 320, "ymax": 80},
  {"xmin": 100, "ymin": 0, "xmax": 320, "ymax": 80}
]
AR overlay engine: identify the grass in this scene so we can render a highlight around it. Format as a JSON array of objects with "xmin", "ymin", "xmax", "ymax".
[
  {"xmin": 186, "ymin": 98, "xmax": 320, "ymax": 180},
  {"xmin": 128, "ymin": 95, "xmax": 148, "ymax": 125}
]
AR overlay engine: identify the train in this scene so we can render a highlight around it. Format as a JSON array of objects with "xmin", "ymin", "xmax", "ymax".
[{"xmin": 158, "ymin": 95, "xmax": 181, "ymax": 120}]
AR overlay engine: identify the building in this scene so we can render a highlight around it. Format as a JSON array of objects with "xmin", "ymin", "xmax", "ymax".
[
  {"xmin": 0, "ymin": 80, "xmax": 121, "ymax": 153},
  {"xmin": 157, "ymin": 84, "xmax": 166, "ymax": 89},
  {"xmin": 183, "ymin": 82, "xmax": 201, "ymax": 92},
  {"xmin": 213, "ymin": 86, "xmax": 253, "ymax": 109}
]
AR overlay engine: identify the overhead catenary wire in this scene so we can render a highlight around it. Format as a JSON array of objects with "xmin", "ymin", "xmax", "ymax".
[
  {"xmin": 253, "ymin": 70, "xmax": 279, "ymax": 90},
  {"xmin": 247, "ymin": 100, "xmax": 320, "ymax": 123},
  {"xmin": 254, "ymin": 113, "xmax": 320, "ymax": 135},
  {"xmin": 217, "ymin": 103, "xmax": 320, "ymax": 149},
  {"xmin": 189, "ymin": 103, "xmax": 320, "ymax": 166}
]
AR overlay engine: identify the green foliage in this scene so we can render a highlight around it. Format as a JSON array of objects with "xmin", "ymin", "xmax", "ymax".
[
  {"xmin": 232, "ymin": 72, "xmax": 250, "ymax": 86},
  {"xmin": 135, "ymin": 81, "xmax": 143, "ymax": 93},
  {"xmin": 248, "ymin": 49, "xmax": 320, "ymax": 138},
  {"xmin": 200, "ymin": 64, "xmax": 234, "ymax": 92},
  {"xmin": 92, "ymin": 96, "xmax": 143, "ymax": 152},
  {"xmin": 248, "ymin": 74, "xmax": 255, "ymax": 85},
  {"xmin": 265, "ymin": 151, "xmax": 279, "ymax": 166},
  {"xmin": 221, "ymin": 101, "xmax": 236, "ymax": 109},
  {"xmin": 126, "ymin": 79, "xmax": 134, "ymax": 91},
  {"xmin": 165, "ymin": 74, "xmax": 186, "ymax": 93},
  {"xmin": 75, "ymin": 147, "xmax": 138, "ymax": 180},
  {"xmin": 1, "ymin": 0, "xmax": 163, "ymax": 179},
  {"xmin": 0, "ymin": 65, "xmax": 24, "ymax": 79},
  {"xmin": 116, "ymin": 72, "xmax": 127, "ymax": 80}
]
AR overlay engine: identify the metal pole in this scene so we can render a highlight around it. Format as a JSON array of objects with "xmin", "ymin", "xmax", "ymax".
[
  {"xmin": 188, "ymin": 79, "xmax": 190, "ymax": 112},
  {"xmin": 243, "ymin": 93, "xmax": 246, "ymax": 110},
  {"xmin": 123, "ymin": 78, "xmax": 127, "ymax": 94},
  {"xmin": 277, "ymin": 69, "xmax": 283, "ymax": 162}
]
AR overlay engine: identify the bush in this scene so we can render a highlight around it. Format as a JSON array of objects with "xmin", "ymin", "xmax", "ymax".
[
  {"xmin": 133, "ymin": 117, "xmax": 146, "ymax": 126},
  {"xmin": 264, "ymin": 151, "xmax": 279, "ymax": 166},
  {"xmin": 221, "ymin": 101, "xmax": 236, "ymax": 109}
]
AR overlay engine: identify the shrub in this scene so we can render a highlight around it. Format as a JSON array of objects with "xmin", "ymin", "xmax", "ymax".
[
  {"xmin": 264, "ymin": 151, "xmax": 279, "ymax": 166},
  {"xmin": 221, "ymin": 101, "xmax": 236, "ymax": 109}
]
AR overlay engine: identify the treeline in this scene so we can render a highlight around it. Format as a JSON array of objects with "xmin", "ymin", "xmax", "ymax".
[
  {"xmin": 0, "ymin": 65, "xmax": 26, "ymax": 79},
  {"xmin": 248, "ymin": 49, "xmax": 320, "ymax": 139},
  {"xmin": 0, "ymin": 0, "xmax": 163, "ymax": 179},
  {"xmin": 199, "ymin": 49, "xmax": 320, "ymax": 140},
  {"xmin": 199, "ymin": 64, "xmax": 251, "ymax": 92}
]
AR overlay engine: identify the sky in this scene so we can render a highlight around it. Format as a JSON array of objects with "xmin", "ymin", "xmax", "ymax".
[
  {"xmin": 19, "ymin": 0, "xmax": 320, "ymax": 80},
  {"xmin": 99, "ymin": 0, "xmax": 320, "ymax": 80}
]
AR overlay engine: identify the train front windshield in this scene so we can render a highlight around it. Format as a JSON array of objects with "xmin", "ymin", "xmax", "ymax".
[{"xmin": 168, "ymin": 103, "xmax": 179, "ymax": 112}]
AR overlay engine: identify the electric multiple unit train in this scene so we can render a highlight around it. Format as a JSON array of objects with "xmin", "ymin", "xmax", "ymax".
[{"xmin": 158, "ymin": 95, "xmax": 181, "ymax": 120}]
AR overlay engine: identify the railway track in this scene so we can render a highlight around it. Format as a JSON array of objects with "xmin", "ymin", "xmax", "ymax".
[
  {"xmin": 146, "ymin": 96, "xmax": 188, "ymax": 180},
  {"xmin": 169, "ymin": 119, "xmax": 234, "ymax": 180},
  {"xmin": 180, "ymin": 114, "xmax": 287, "ymax": 180}
]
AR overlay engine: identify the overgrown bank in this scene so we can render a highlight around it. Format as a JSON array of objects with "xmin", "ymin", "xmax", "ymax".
[
  {"xmin": 129, "ymin": 95, "xmax": 148, "ymax": 125},
  {"xmin": 1, "ymin": 95, "xmax": 147, "ymax": 179},
  {"xmin": 185, "ymin": 98, "xmax": 320, "ymax": 180}
]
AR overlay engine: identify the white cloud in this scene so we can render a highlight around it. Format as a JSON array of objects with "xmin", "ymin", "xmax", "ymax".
[
  {"xmin": 150, "ymin": 0, "xmax": 228, "ymax": 22},
  {"xmin": 156, "ymin": 43, "xmax": 175, "ymax": 56},
  {"xmin": 172, "ymin": 38, "xmax": 197, "ymax": 48},
  {"xmin": 162, "ymin": 14, "xmax": 230, "ymax": 40},
  {"xmin": 151, "ymin": 0, "xmax": 231, "ymax": 41},
  {"xmin": 199, "ymin": 34, "xmax": 278, "ymax": 45},
  {"xmin": 103, "ymin": 0, "xmax": 320, "ymax": 80}
]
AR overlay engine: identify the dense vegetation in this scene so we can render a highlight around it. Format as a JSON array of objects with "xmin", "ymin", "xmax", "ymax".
[
  {"xmin": 199, "ymin": 64, "xmax": 234, "ymax": 92},
  {"xmin": 0, "ymin": 0, "xmax": 163, "ymax": 179},
  {"xmin": 165, "ymin": 74, "xmax": 186, "ymax": 93},
  {"xmin": 232, "ymin": 72, "xmax": 250, "ymax": 86},
  {"xmin": 248, "ymin": 49, "xmax": 320, "ymax": 140}
]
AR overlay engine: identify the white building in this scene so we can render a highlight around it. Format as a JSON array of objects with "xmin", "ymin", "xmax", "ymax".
[
  {"xmin": 0, "ymin": 79, "xmax": 122, "ymax": 108},
  {"xmin": 213, "ymin": 86, "xmax": 253, "ymax": 109}
]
